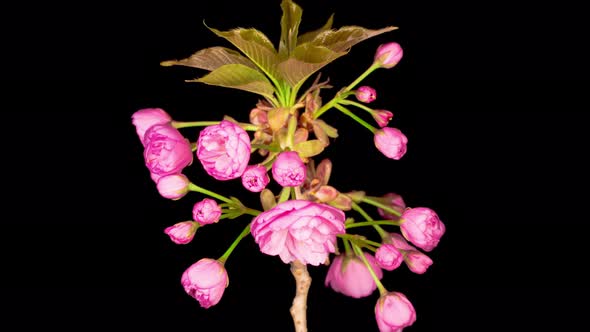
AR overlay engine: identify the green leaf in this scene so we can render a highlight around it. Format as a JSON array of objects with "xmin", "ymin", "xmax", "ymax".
[
  {"xmin": 315, "ymin": 158, "xmax": 332, "ymax": 186},
  {"xmin": 279, "ymin": 0, "xmax": 303, "ymax": 58},
  {"xmin": 310, "ymin": 25, "xmax": 398, "ymax": 52},
  {"xmin": 268, "ymin": 107, "xmax": 290, "ymax": 132},
  {"xmin": 188, "ymin": 64, "xmax": 275, "ymax": 98},
  {"xmin": 160, "ymin": 47, "xmax": 257, "ymax": 71},
  {"xmin": 293, "ymin": 139, "xmax": 325, "ymax": 158},
  {"xmin": 328, "ymin": 193, "xmax": 352, "ymax": 211},
  {"xmin": 297, "ymin": 14, "xmax": 334, "ymax": 45},
  {"xmin": 208, "ymin": 26, "xmax": 281, "ymax": 82},
  {"xmin": 277, "ymin": 43, "xmax": 346, "ymax": 87},
  {"xmin": 314, "ymin": 119, "xmax": 338, "ymax": 138}
]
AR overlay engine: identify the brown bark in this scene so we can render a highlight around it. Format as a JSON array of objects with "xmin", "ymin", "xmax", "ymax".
[{"xmin": 289, "ymin": 260, "xmax": 311, "ymax": 332}]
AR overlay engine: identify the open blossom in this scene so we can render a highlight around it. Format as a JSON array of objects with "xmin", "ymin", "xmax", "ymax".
[
  {"xmin": 132, "ymin": 108, "xmax": 172, "ymax": 142},
  {"xmin": 356, "ymin": 86, "xmax": 377, "ymax": 103},
  {"xmin": 388, "ymin": 233, "xmax": 433, "ymax": 274},
  {"xmin": 241, "ymin": 165, "xmax": 270, "ymax": 192},
  {"xmin": 374, "ymin": 42, "xmax": 404, "ymax": 69},
  {"xmin": 143, "ymin": 124, "xmax": 193, "ymax": 182},
  {"xmin": 181, "ymin": 258, "xmax": 228, "ymax": 309},
  {"xmin": 377, "ymin": 193, "xmax": 406, "ymax": 221},
  {"xmin": 372, "ymin": 110, "xmax": 394, "ymax": 128},
  {"xmin": 325, "ymin": 254, "xmax": 383, "ymax": 298},
  {"xmin": 156, "ymin": 174, "xmax": 189, "ymax": 200},
  {"xmin": 375, "ymin": 244, "xmax": 403, "ymax": 271},
  {"xmin": 272, "ymin": 151, "xmax": 306, "ymax": 187},
  {"xmin": 164, "ymin": 221, "xmax": 198, "ymax": 244},
  {"xmin": 250, "ymin": 200, "xmax": 345, "ymax": 266},
  {"xmin": 374, "ymin": 127, "xmax": 408, "ymax": 160},
  {"xmin": 401, "ymin": 207, "xmax": 445, "ymax": 252},
  {"xmin": 197, "ymin": 120, "xmax": 251, "ymax": 181},
  {"xmin": 375, "ymin": 292, "xmax": 416, "ymax": 332},
  {"xmin": 192, "ymin": 198, "xmax": 222, "ymax": 225}
]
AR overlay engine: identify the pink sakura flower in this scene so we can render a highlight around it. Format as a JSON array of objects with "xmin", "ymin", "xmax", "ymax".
[
  {"xmin": 374, "ymin": 42, "xmax": 404, "ymax": 69},
  {"xmin": 375, "ymin": 244, "xmax": 403, "ymax": 271},
  {"xmin": 241, "ymin": 165, "xmax": 270, "ymax": 192},
  {"xmin": 377, "ymin": 193, "xmax": 406, "ymax": 221},
  {"xmin": 164, "ymin": 221, "xmax": 198, "ymax": 244},
  {"xmin": 272, "ymin": 151, "xmax": 306, "ymax": 187},
  {"xmin": 375, "ymin": 292, "xmax": 416, "ymax": 331},
  {"xmin": 197, "ymin": 120, "xmax": 251, "ymax": 181},
  {"xmin": 356, "ymin": 86, "xmax": 377, "ymax": 103},
  {"xmin": 250, "ymin": 200, "xmax": 345, "ymax": 266},
  {"xmin": 404, "ymin": 250, "xmax": 433, "ymax": 274},
  {"xmin": 400, "ymin": 207, "xmax": 445, "ymax": 252},
  {"xmin": 156, "ymin": 174, "xmax": 189, "ymax": 200},
  {"xmin": 192, "ymin": 198, "xmax": 222, "ymax": 225},
  {"xmin": 132, "ymin": 108, "xmax": 172, "ymax": 143},
  {"xmin": 374, "ymin": 127, "xmax": 408, "ymax": 160},
  {"xmin": 143, "ymin": 124, "xmax": 193, "ymax": 182},
  {"xmin": 372, "ymin": 110, "xmax": 394, "ymax": 128},
  {"xmin": 325, "ymin": 254, "xmax": 383, "ymax": 298},
  {"xmin": 389, "ymin": 233, "xmax": 433, "ymax": 274},
  {"xmin": 181, "ymin": 258, "xmax": 228, "ymax": 308}
]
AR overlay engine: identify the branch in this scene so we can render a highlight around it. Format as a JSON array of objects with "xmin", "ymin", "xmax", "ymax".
[{"xmin": 290, "ymin": 260, "xmax": 311, "ymax": 332}]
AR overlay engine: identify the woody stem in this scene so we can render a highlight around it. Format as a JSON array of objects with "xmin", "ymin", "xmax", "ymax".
[{"xmin": 290, "ymin": 260, "xmax": 311, "ymax": 332}]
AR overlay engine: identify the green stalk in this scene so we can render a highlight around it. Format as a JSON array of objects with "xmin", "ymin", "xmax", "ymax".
[
  {"xmin": 351, "ymin": 202, "xmax": 389, "ymax": 240},
  {"xmin": 340, "ymin": 99, "xmax": 376, "ymax": 115},
  {"xmin": 172, "ymin": 120, "xmax": 259, "ymax": 131},
  {"xmin": 361, "ymin": 196, "xmax": 403, "ymax": 217},
  {"xmin": 353, "ymin": 244, "xmax": 387, "ymax": 296},
  {"xmin": 188, "ymin": 183, "xmax": 233, "ymax": 204},
  {"xmin": 313, "ymin": 63, "xmax": 380, "ymax": 119},
  {"xmin": 338, "ymin": 233, "xmax": 382, "ymax": 248},
  {"xmin": 333, "ymin": 104, "xmax": 377, "ymax": 133},
  {"xmin": 218, "ymin": 223, "xmax": 251, "ymax": 264},
  {"xmin": 346, "ymin": 220, "xmax": 401, "ymax": 229},
  {"xmin": 278, "ymin": 187, "xmax": 291, "ymax": 203},
  {"xmin": 344, "ymin": 63, "xmax": 380, "ymax": 93},
  {"xmin": 342, "ymin": 237, "xmax": 352, "ymax": 255}
]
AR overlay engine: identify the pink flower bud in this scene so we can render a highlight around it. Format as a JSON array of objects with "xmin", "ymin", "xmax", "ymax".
[
  {"xmin": 325, "ymin": 254, "xmax": 384, "ymax": 298},
  {"xmin": 388, "ymin": 233, "xmax": 415, "ymax": 251},
  {"xmin": 401, "ymin": 207, "xmax": 445, "ymax": 252},
  {"xmin": 374, "ymin": 42, "xmax": 404, "ymax": 69},
  {"xmin": 156, "ymin": 174, "xmax": 189, "ymax": 200},
  {"xmin": 377, "ymin": 193, "xmax": 406, "ymax": 221},
  {"xmin": 355, "ymin": 86, "xmax": 377, "ymax": 103},
  {"xmin": 251, "ymin": 200, "xmax": 345, "ymax": 266},
  {"xmin": 164, "ymin": 221, "xmax": 198, "ymax": 244},
  {"xmin": 192, "ymin": 198, "xmax": 222, "ymax": 225},
  {"xmin": 241, "ymin": 165, "xmax": 270, "ymax": 192},
  {"xmin": 249, "ymin": 107, "xmax": 268, "ymax": 126},
  {"xmin": 197, "ymin": 120, "xmax": 251, "ymax": 181},
  {"xmin": 374, "ymin": 127, "xmax": 408, "ymax": 160},
  {"xmin": 272, "ymin": 151, "xmax": 306, "ymax": 187},
  {"xmin": 375, "ymin": 244, "xmax": 403, "ymax": 271},
  {"xmin": 405, "ymin": 250, "xmax": 433, "ymax": 274},
  {"xmin": 132, "ymin": 108, "xmax": 172, "ymax": 143},
  {"xmin": 143, "ymin": 124, "xmax": 193, "ymax": 182},
  {"xmin": 388, "ymin": 233, "xmax": 434, "ymax": 274},
  {"xmin": 181, "ymin": 258, "xmax": 228, "ymax": 309},
  {"xmin": 372, "ymin": 110, "xmax": 394, "ymax": 128},
  {"xmin": 375, "ymin": 292, "xmax": 416, "ymax": 331}
]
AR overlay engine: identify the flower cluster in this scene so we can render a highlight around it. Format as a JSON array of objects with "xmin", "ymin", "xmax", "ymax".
[{"xmin": 132, "ymin": 1, "xmax": 445, "ymax": 331}]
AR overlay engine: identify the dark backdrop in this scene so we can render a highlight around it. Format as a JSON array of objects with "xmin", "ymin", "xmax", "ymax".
[{"xmin": 2, "ymin": 1, "xmax": 589, "ymax": 331}]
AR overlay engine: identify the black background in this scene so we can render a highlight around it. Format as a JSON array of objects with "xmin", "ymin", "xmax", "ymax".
[{"xmin": 2, "ymin": 1, "xmax": 589, "ymax": 331}]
